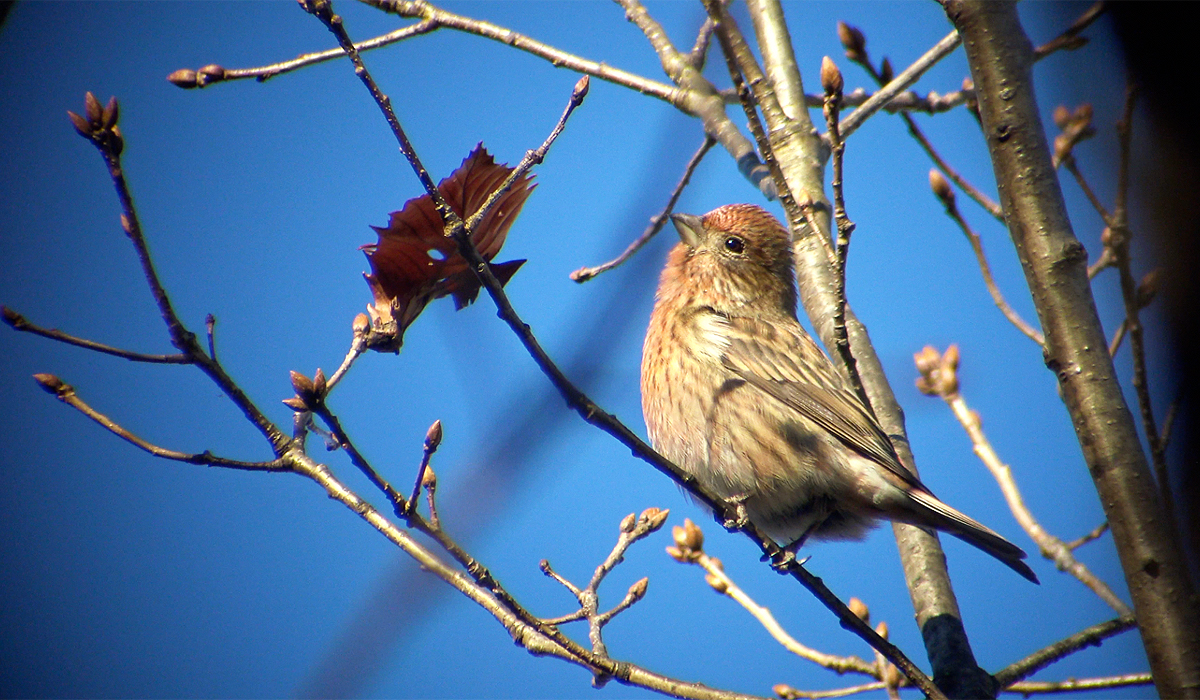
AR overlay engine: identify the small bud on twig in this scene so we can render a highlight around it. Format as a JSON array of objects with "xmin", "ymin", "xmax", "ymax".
[
  {"xmin": 628, "ymin": 577, "xmax": 649, "ymax": 602},
  {"xmin": 620, "ymin": 513, "xmax": 637, "ymax": 533},
  {"xmin": 420, "ymin": 465, "xmax": 437, "ymax": 489},
  {"xmin": 102, "ymin": 96, "xmax": 120, "ymax": 130},
  {"xmin": 848, "ymin": 597, "xmax": 870, "ymax": 623},
  {"xmin": 67, "ymin": 111, "xmax": 92, "ymax": 138},
  {"xmin": 198, "ymin": 64, "xmax": 226, "ymax": 87},
  {"xmin": 290, "ymin": 370, "xmax": 315, "ymax": 402},
  {"xmin": 424, "ymin": 419, "xmax": 443, "ymax": 450},
  {"xmin": 914, "ymin": 344, "xmax": 960, "ymax": 397},
  {"xmin": 1137, "ymin": 269, "xmax": 1161, "ymax": 309},
  {"xmin": 640, "ymin": 506, "xmax": 669, "ymax": 533},
  {"xmin": 33, "ymin": 373, "xmax": 67, "ymax": 395},
  {"xmin": 875, "ymin": 620, "xmax": 889, "ymax": 640},
  {"xmin": 1, "ymin": 306, "xmax": 22, "ymax": 327},
  {"xmin": 673, "ymin": 518, "xmax": 704, "ymax": 551},
  {"xmin": 84, "ymin": 92, "xmax": 103, "ymax": 128},
  {"xmin": 312, "ymin": 368, "xmax": 327, "ymax": 396},
  {"xmin": 929, "ymin": 169, "xmax": 954, "ymax": 206},
  {"xmin": 878, "ymin": 57, "xmax": 894, "ymax": 84},
  {"xmin": 820, "ymin": 56, "xmax": 844, "ymax": 98},
  {"xmin": 167, "ymin": 69, "xmax": 199, "ymax": 89},
  {"xmin": 573, "ymin": 75, "xmax": 590, "ymax": 102},
  {"xmin": 352, "ymin": 312, "xmax": 370, "ymax": 335},
  {"xmin": 1053, "ymin": 104, "xmax": 1072, "ymax": 130},
  {"xmin": 837, "ymin": 21, "xmax": 867, "ymax": 64},
  {"xmin": 282, "ymin": 396, "xmax": 310, "ymax": 412},
  {"xmin": 705, "ymin": 573, "xmax": 728, "ymax": 594}
]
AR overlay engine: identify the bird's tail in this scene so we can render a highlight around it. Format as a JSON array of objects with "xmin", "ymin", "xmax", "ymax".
[{"xmin": 905, "ymin": 488, "xmax": 1039, "ymax": 584}]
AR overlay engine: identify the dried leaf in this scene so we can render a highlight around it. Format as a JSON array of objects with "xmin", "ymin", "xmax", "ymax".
[{"xmin": 361, "ymin": 144, "xmax": 535, "ymax": 335}]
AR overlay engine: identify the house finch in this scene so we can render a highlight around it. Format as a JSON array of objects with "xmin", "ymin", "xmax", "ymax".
[{"xmin": 641, "ymin": 204, "xmax": 1037, "ymax": 583}]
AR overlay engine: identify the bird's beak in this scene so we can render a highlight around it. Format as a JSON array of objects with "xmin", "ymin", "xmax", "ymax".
[{"xmin": 670, "ymin": 213, "xmax": 704, "ymax": 249}]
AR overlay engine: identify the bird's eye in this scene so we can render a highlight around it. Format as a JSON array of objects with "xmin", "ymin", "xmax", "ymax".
[{"xmin": 723, "ymin": 236, "xmax": 745, "ymax": 254}]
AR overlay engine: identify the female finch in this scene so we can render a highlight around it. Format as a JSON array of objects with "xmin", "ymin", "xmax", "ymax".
[{"xmin": 641, "ymin": 204, "xmax": 1037, "ymax": 583}]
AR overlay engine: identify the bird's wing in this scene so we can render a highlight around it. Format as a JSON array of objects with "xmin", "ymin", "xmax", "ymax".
[{"xmin": 718, "ymin": 314, "xmax": 920, "ymax": 487}]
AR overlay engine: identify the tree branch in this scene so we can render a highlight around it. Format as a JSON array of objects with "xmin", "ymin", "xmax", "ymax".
[{"xmin": 943, "ymin": 2, "xmax": 1200, "ymax": 695}]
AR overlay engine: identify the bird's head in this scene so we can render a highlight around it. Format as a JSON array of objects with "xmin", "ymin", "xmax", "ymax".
[{"xmin": 662, "ymin": 204, "xmax": 798, "ymax": 316}]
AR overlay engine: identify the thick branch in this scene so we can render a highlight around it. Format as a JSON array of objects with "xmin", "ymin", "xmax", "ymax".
[{"xmin": 943, "ymin": 2, "xmax": 1200, "ymax": 696}]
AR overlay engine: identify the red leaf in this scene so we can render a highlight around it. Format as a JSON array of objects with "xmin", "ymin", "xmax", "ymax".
[{"xmin": 362, "ymin": 145, "xmax": 535, "ymax": 323}]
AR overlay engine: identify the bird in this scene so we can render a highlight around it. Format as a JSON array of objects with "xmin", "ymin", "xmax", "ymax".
[{"xmin": 640, "ymin": 203, "xmax": 1037, "ymax": 583}]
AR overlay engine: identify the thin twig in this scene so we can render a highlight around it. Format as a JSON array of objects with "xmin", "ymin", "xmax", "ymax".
[
  {"xmin": 168, "ymin": 20, "xmax": 438, "ymax": 87},
  {"xmin": 1006, "ymin": 673, "xmax": 1153, "ymax": 694},
  {"xmin": 614, "ymin": 0, "xmax": 768, "ymax": 197},
  {"xmin": 325, "ymin": 332, "xmax": 367, "ymax": 393},
  {"xmin": 821, "ymin": 59, "xmax": 867, "ymax": 404},
  {"xmin": 3, "ymin": 306, "xmax": 191, "ymax": 364},
  {"xmin": 1108, "ymin": 317, "xmax": 1127, "ymax": 358},
  {"xmin": 67, "ymin": 95, "xmax": 288, "ymax": 452},
  {"xmin": 843, "ymin": 30, "xmax": 1002, "ymax": 221},
  {"xmin": 571, "ymin": 134, "xmax": 716, "ymax": 282},
  {"xmin": 774, "ymin": 681, "xmax": 887, "ymax": 699},
  {"xmin": 1032, "ymin": 1, "xmax": 1107, "ymax": 60},
  {"xmin": 541, "ymin": 510, "xmax": 664, "ymax": 667},
  {"xmin": 1066, "ymin": 521, "xmax": 1109, "ymax": 550},
  {"xmin": 204, "ymin": 314, "xmax": 218, "ymax": 362},
  {"xmin": 669, "ymin": 521, "xmax": 878, "ymax": 678},
  {"xmin": 994, "ymin": 615, "xmax": 1137, "ymax": 686},
  {"xmin": 1108, "ymin": 83, "xmax": 1175, "ymax": 530},
  {"xmin": 1161, "ymin": 393, "xmax": 1180, "ymax": 450},
  {"xmin": 31, "ymin": 374, "xmax": 285, "ymax": 471},
  {"xmin": 406, "ymin": 419, "xmax": 442, "ymax": 517},
  {"xmin": 1061, "ymin": 156, "xmax": 1111, "ymax": 223},
  {"xmin": 915, "ymin": 346, "xmax": 1130, "ymax": 614},
  {"xmin": 929, "ymin": 179, "xmax": 1045, "ymax": 345},
  {"xmin": 839, "ymin": 29, "xmax": 961, "ymax": 139}
]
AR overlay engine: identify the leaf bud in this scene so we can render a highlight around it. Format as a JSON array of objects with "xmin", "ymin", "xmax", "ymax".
[
  {"xmin": 878, "ymin": 56, "xmax": 893, "ymax": 84},
  {"xmin": 705, "ymin": 573, "xmax": 728, "ymax": 594},
  {"xmin": 167, "ymin": 69, "xmax": 199, "ymax": 89},
  {"xmin": 290, "ymin": 370, "xmax": 315, "ymax": 397},
  {"xmin": 837, "ymin": 21, "xmax": 867, "ymax": 63},
  {"xmin": 67, "ymin": 110, "xmax": 92, "ymax": 138},
  {"xmin": 33, "ymin": 373, "xmax": 67, "ymax": 395},
  {"xmin": 425, "ymin": 418, "xmax": 443, "ymax": 450},
  {"xmin": 199, "ymin": 64, "xmax": 226, "ymax": 83},
  {"xmin": 640, "ymin": 506, "xmax": 669, "ymax": 533},
  {"xmin": 619, "ymin": 513, "xmax": 637, "ymax": 533},
  {"xmin": 1053, "ymin": 104, "xmax": 1072, "ymax": 129},
  {"xmin": 1, "ymin": 306, "xmax": 23, "ymax": 327},
  {"xmin": 102, "ymin": 96, "xmax": 120, "ymax": 129},
  {"xmin": 572, "ymin": 74, "xmax": 590, "ymax": 102},
  {"xmin": 282, "ymin": 396, "xmax": 310, "ymax": 412},
  {"xmin": 820, "ymin": 56, "xmax": 844, "ymax": 97},
  {"xmin": 848, "ymin": 597, "xmax": 870, "ymax": 623},
  {"xmin": 929, "ymin": 169, "xmax": 954, "ymax": 206},
  {"xmin": 84, "ymin": 91, "xmax": 103, "ymax": 127},
  {"xmin": 1137, "ymin": 268, "xmax": 1161, "ymax": 309},
  {"xmin": 628, "ymin": 577, "xmax": 649, "ymax": 602}
]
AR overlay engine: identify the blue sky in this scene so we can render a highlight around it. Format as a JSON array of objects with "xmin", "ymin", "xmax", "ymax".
[{"xmin": 0, "ymin": 2, "xmax": 1169, "ymax": 698}]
